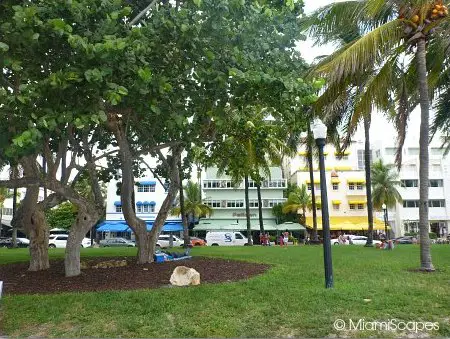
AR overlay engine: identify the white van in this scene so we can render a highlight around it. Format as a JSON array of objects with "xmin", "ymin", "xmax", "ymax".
[{"xmin": 205, "ymin": 231, "xmax": 250, "ymax": 246}]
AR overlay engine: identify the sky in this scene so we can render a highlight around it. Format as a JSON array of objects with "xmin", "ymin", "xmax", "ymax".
[{"xmin": 298, "ymin": 0, "xmax": 425, "ymax": 147}]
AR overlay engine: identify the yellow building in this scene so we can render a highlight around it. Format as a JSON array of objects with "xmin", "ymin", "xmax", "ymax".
[{"xmin": 288, "ymin": 142, "xmax": 386, "ymax": 232}]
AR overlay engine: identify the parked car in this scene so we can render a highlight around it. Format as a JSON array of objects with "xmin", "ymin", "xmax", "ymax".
[
  {"xmin": 48, "ymin": 234, "xmax": 92, "ymax": 248},
  {"xmin": 331, "ymin": 235, "xmax": 381, "ymax": 246},
  {"xmin": 205, "ymin": 231, "xmax": 250, "ymax": 246},
  {"xmin": 0, "ymin": 237, "xmax": 29, "ymax": 248},
  {"xmin": 190, "ymin": 236, "xmax": 206, "ymax": 246},
  {"xmin": 393, "ymin": 236, "xmax": 414, "ymax": 244},
  {"xmin": 157, "ymin": 234, "xmax": 184, "ymax": 248},
  {"xmin": 99, "ymin": 237, "xmax": 136, "ymax": 247}
]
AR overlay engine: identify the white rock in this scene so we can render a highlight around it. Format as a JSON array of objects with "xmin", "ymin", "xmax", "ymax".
[{"xmin": 169, "ymin": 266, "xmax": 201, "ymax": 286}]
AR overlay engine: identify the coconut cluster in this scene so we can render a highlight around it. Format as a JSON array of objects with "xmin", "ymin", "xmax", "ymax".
[{"xmin": 408, "ymin": 1, "xmax": 449, "ymax": 24}]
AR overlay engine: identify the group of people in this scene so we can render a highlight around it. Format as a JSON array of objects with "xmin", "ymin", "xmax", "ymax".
[
  {"xmin": 259, "ymin": 233, "xmax": 271, "ymax": 246},
  {"xmin": 258, "ymin": 230, "xmax": 291, "ymax": 246}
]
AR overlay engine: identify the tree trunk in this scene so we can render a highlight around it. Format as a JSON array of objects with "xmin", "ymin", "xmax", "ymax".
[
  {"xmin": 364, "ymin": 115, "xmax": 374, "ymax": 247},
  {"xmin": 416, "ymin": 38, "xmax": 434, "ymax": 271},
  {"xmin": 179, "ymin": 163, "xmax": 190, "ymax": 247},
  {"xmin": 107, "ymin": 115, "xmax": 152, "ymax": 264},
  {"xmin": 307, "ymin": 129, "xmax": 318, "ymax": 243},
  {"xmin": 14, "ymin": 157, "xmax": 50, "ymax": 270},
  {"xmin": 11, "ymin": 185, "xmax": 18, "ymax": 248},
  {"xmin": 28, "ymin": 208, "xmax": 50, "ymax": 271},
  {"xmin": 197, "ymin": 165, "xmax": 202, "ymax": 201},
  {"xmin": 256, "ymin": 182, "xmax": 264, "ymax": 234},
  {"xmin": 64, "ymin": 206, "xmax": 100, "ymax": 277},
  {"xmin": 244, "ymin": 175, "xmax": 252, "ymax": 245}
]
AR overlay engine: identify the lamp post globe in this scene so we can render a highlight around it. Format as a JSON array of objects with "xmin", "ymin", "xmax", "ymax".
[
  {"xmin": 382, "ymin": 203, "xmax": 389, "ymax": 240},
  {"xmin": 312, "ymin": 118, "xmax": 333, "ymax": 289}
]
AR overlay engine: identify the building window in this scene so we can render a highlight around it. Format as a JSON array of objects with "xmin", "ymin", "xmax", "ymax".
[
  {"xmin": 356, "ymin": 184, "xmax": 364, "ymax": 190},
  {"xmin": 227, "ymin": 200, "xmax": 244, "ymax": 208},
  {"xmin": 137, "ymin": 205, "xmax": 142, "ymax": 213},
  {"xmin": 332, "ymin": 183, "xmax": 339, "ymax": 191},
  {"xmin": 429, "ymin": 200, "xmax": 446, "ymax": 208},
  {"xmin": 315, "ymin": 184, "xmax": 321, "ymax": 191},
  {"xmin": 348, "ymin": 183, "xmax": 355, "ymax": 190},
  {"xmin": 408, "ymin": 148, "xmax": 420, "ymax": 155},
  {"xmin": 429, "ymin": 179, "xmax": 443, "ymax": 187},
  {"xmin": 349, "ymin": 204, "xmax": 356, "ymax": 210},
  {"xmin": 267, "ymin": 199, "xmax": 285, "ymax": 207},
  {"xmin": 248, "ymin": 200, "xmax": 259, "ymax": 208},
  {"xmin": 402, "ymin": 179, "xmax": 418, "ymax": 187},
  {"xmin": 137, "ymin": 184, "xmax": 156, "ymax": 192},
  {"xmin": 431, "ymin": 164, "xmax": 441, "ymax": 172},
  {"xmin": 2, "ymin": 208, "xmax": 13, "ymax": 216},
  {"xmin": 358, "ymin": 204, "xmax": 364, "ymax": 210},
  {"xmin": 332, "ymin": 204, "xmax": 340, "ymax": 210},
  {"xmin": 307, "ymin": 184, "xmax": 312, "ymax": 191},
  {"xmin": 406, "ymin": 164, "xmax": 417, "ymax": 171},
  {"xmin": 385, "ymin": 147, "xmax": 396, "ymax": 155},
  {"xmin": 403, "ymin": 200, "xmax": 419, "ymax": 208},
  {"xmin": 115, "ymin": 206, "xmax": 122, "ymax": 213},
  {"xmin": 357, "ymin": 150, "xmax": 372, "ymax": 170},
  {"xmin": 430, "ymin": 148, "xmax": 443, "ymax": 155}
]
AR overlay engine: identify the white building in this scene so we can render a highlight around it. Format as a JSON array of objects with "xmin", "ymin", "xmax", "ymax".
[
  {"xmin": 373, "ymin": 136, "xmax": 450, "ymax": 238},
  {"xmin": 100, "ymin": 174, "xmax": 182, "ymax": 239},
  {"xmin": 196, "ymin": 167, "xmax": 287, "ymax": 232}
]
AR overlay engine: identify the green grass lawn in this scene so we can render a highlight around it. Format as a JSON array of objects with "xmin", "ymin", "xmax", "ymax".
[{"xmin": 0, "ymin": 245, "xmax": 449, "ymax": 337}]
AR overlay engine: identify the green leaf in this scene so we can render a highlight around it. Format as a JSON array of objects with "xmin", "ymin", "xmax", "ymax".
[
  {"xmin": 98, "ymin": 110, "xmax": 107, "ymax": 122},
  {"xmin": 32, "ymin": 33, "xmax": 39, "ymax": 40},
  {"xmin": 181, "ymin": 24, "xmax": 188, "ymax": 32},
  {"xmin": 193, "ymin": 0, "xmax": 202, "ymax": 7},
  {"xmin": 138, "ymin": 68, "xmax": 152, "ymax": 82},
  {"xmin": 150, "ymin": 105, "xmax": 161, "ymax": 115},
  {"xmin": 0, "ymin": 42, "xmax": 9, "ymax": 52}
]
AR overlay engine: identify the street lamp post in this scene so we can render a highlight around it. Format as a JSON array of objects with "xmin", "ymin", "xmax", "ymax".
[
  {"xmin": 312, "ymin": 119, "xmax": 334, "ymax": 289},
  {"xmin": 382, "ymin": 203, "xmax": 389, "ymax": 240}
]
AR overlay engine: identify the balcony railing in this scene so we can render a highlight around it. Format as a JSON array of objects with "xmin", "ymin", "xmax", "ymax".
[
  {"xmin": 203, "ymin": 179, "xmax": 286, "ymax": 189},
  {"xmin": 204, "ymin": 198, "xmax": 286, "ymax": 209}
]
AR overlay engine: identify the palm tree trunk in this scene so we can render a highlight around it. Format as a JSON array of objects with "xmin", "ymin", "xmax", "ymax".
[
  {"xmin": 0, "ymin": 206, "xmax": 3, "ymax": 237},
  {"xmin": 256, "ymin": 182, "xmax": 264, "ymax": 234},
  {"xmin": 307, "ymin": 129, "xmax": 318, "ymax": 243},
  {"xmin": 244, "ymin": 174, "xmax": 252, "ymax": 245},
  {"xmin": 416, "ymin": 38, "xmax": 434, "ymax": 271},
  {"xmin": 179, "ymin": 163, "xmax": 189, "ymax": 247},
  {"xmin": 11, "ymin": 166, "xmax": 18, "ymax": 248},
  {"xmin": 364, "ymin": 115, "xmax": 374, "ymax": 247}
]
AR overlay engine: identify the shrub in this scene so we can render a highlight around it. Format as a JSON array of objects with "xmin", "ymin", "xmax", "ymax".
[{"xmin": 429, "ymin": 232, "xmax": 437, "ymax": 239}]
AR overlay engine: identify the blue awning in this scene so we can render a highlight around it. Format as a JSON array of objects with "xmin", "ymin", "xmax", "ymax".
[
  {"xmin": 139, "ymin": 181, "xmax": 156, "ymax": 186},
  {"xmin": 114, "ymin": 201, "xmax": 122, "ymax": 206},
  {"xmin": 136, "ymin": 201, "xmax": 143, "ymax": 206},
  {"xmin": 149, "ymin": 201, "xmax": 156, "ymax": 206},
  {"xmin": 143, "ymin": 201, "xmax": 150, "ymax": 205},
  {"xmin": 96, "ymin": 220, "xmax": 183, "ymax": 233},
  {"xmin": 97, "ymin": 221, "xmax": 130, "ymax": 232}
]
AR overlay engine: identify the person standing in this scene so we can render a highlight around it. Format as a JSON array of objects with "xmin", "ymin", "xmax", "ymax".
[{"xmin": 283, "ymin": 230, "xmax": 289, "ymax": 247}]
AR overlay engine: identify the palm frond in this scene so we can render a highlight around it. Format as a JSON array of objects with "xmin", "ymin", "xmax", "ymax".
[{"xmin": 316, "ymin": 19, "xmax": 404, "ymax": 85}]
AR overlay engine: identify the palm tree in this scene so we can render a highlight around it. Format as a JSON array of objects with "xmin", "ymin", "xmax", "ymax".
[
  {"xmin": 371, "ymin": 160, "xmax": 403, "ymax": 210},
  {"xmin": 171, "ymin": 181, "xmax": 213, "ymax": 232},
  {"xmin": 0, "ymin": 186, "xmax": 13, "ymax": 237},
  {"xmin": 302, "ymin": 0, "xmax": 449, "ymax": 271},
  {"xmin": 282, "ymin": 184, "xmax": 312, "ymax": 225}
]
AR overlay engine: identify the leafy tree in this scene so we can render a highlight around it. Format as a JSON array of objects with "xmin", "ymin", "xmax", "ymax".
[
  {"xmin": 272, "ymin": 204, "xmax": 297, "ymax": 224},
  {"xmin": 171, "ymin": 180, "xmax": 212, "ymax": 226},
  {"xmin": 301, "ymin": 0, "xmax": 450, "ymax": 271},
  {"xmin": 282, "ymin": 184, "xmax": 311, "ymax": 225},
  {"xmin": 371, "ymin": 159, "xmax": 402, "ymax": 210},
  {"xmin": 46, "ymin": 202, "xmax": 77, "ymax": 230}
]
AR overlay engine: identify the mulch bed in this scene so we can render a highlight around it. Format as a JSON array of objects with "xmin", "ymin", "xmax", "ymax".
[{"xmin": 0, "ymin": 257, "xmax": 269, "ymax": 295}]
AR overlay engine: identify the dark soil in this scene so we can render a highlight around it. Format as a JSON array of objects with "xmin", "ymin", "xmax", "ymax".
[{"xmin": 0, "ymin": 257, "xmax": 269, "ymax": 295}]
